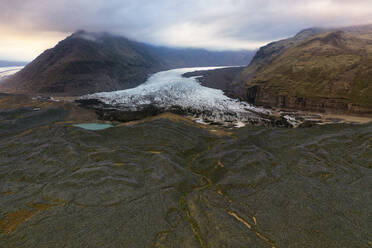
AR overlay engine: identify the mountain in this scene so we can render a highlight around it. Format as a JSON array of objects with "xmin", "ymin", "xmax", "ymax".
[
  {"xmin": 235, "ymin": 24, "xmax": 372, "ymax": 114},
  {"xmin": 0, "ymin": 31, "xmax": 165, "ymax": 96},
  {"xmin": 0, "ymin": 60, "xmax": 28, "ymax": 67},
  {"xmin": 150, "ymin": 46, "xmax": 253, "ymax": 68},
  {"xmin": 0, "ymin": 31, "xmax": 254, "ymax": 96}
]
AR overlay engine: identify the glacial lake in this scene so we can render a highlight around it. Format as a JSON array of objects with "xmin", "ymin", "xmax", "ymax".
[{"xmin": 73, "ymin": 123, "xmax": 113, "ymax": 130}]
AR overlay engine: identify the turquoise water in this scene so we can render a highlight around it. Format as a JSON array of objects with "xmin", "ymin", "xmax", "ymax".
[{"xmin": 73, "ymin": 123, "xmax": 113, "ymax": 130}]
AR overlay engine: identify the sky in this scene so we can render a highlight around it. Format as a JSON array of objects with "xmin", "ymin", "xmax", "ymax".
[{"xmin": 1, "ymin": 0, "xmax": 372, "ymax": 61}]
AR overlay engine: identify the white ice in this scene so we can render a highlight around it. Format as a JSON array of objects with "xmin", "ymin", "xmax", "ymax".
[
  {"xmin": 0, "ymin": 66, "xmax": 23, "ymax": 80},
  {"xmin": 81, "ymin": 67, "xmax": 271, "ymax": 117}
]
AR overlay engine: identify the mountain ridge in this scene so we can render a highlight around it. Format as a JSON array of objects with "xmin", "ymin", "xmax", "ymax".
[{"xmin": 234, "ymin": 25, "xmax": 372, "ymax": 114}]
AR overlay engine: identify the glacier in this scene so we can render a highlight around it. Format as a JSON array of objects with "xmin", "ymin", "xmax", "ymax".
[
  {"xmin": 80, "ymin": 67, "xmax": 276, "ymax": 127},
  {"xmin": 0, "ymin": 66, "xmax": 23, "ymax": 81}
]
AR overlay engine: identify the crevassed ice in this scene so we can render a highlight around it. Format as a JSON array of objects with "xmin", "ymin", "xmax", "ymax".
[{"xmin": 81, "ymin": 67, "xmax": 271, "ymax": 115}]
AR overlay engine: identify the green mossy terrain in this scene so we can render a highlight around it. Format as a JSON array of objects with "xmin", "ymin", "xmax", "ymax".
[
  {"xmin": 0, "ymin": 95, "xmax": 371, "ymax": 247},
  {"xmin": 241, "ymin": 25, "xmax": 372, "ymax": 109}
]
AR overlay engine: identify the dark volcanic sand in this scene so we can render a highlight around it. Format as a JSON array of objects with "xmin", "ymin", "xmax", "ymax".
[{"xmin": 0, "ymin": 93, "xmax": 371, "ymax": 247}]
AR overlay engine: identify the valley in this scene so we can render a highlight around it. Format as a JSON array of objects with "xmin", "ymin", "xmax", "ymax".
[
  {"xmin": 0, "ymin": 91, "xmax": 371, "ymax": 247},
  {"xmin": 0, "ymin": 21, "xmax": 371, "ymax": 248}
]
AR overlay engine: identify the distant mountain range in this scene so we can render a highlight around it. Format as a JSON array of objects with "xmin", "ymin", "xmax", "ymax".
[
  {"xmin": 0, "ymin": 60, "xmax": 28, "ymax": 67},
  {"xmin": 3, "ymin": 25, "xmax": 371, "ymax": 115},
  {"xmin": 0, "ymin": 31, "xmax": 254, "ymax": 96},
  {"xmin": 234, "ymin": 24, "xmax": 372, "ymax": 114}
]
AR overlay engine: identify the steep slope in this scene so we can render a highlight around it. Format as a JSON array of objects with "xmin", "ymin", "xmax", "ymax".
[
  {"xmin": 0, "ymin": 31, "xmax": 253, "ymax": 96},
  {"xmin": 238, "ymin": 25, "xmax": 372, "ymax": 114}
]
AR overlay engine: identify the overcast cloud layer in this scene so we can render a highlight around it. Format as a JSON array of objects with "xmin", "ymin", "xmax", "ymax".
[{"xmin": 1, "ymin": 0, "xmax": 372, "ymax": 61}]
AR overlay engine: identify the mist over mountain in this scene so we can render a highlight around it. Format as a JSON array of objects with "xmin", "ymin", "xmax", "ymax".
[{"xmin": 0, "ymin": 31, "xmax": 253, "ymax": 96}]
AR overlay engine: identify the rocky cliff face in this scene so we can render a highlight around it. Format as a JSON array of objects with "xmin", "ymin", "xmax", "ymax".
[
  {"xmin": 247, "ymin": 87, "xmax": 372, "ymax": 114},
  {"xmin": 238, "ymin": 25, "xmax": 372, "ymax": 114},
  {"xmin": 0, "ymin": 31, "xmax": 253, "ymax": 96}
]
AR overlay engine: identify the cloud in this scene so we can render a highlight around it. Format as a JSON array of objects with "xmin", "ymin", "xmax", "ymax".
[
  {"xmin": 1, "ymin": 0, "xmax": 372, "ymax": 60},
  {"xmin": 0, "ymin": 27, "xmax": 66, "ymax": 61}
]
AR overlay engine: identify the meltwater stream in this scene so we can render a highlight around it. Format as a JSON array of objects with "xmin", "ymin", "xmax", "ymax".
[{"xmin": 81, "ymin": 67, "xmax": 272, "ymax": 126}]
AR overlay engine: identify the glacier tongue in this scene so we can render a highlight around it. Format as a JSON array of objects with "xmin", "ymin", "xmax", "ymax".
[
  {"xmin": 0, "ymin": 66, "xmax": 23, "ymax": 81},
  {"xmin": 80, "ymin": 67, "xmax": 273, "ymax": 127}
]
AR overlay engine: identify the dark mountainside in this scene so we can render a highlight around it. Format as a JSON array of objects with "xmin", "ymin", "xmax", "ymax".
[
  {"xmin": 0, "ymin": 93, "xmax": 371, "ymax": 247},
  {"xmin": 233, "ymin": 24, "xmax": 372, "ymax": 114},
  {"xmin": 0, "ymin": 31, "xmax": 162, "ymax": 95},
  {"xmin": 0, "ymin": 31, "xmax": 254, "ymax": 96},
  {"xmin": 0, "ymin": 31, "xmax": 167, "ymax": 96}
]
